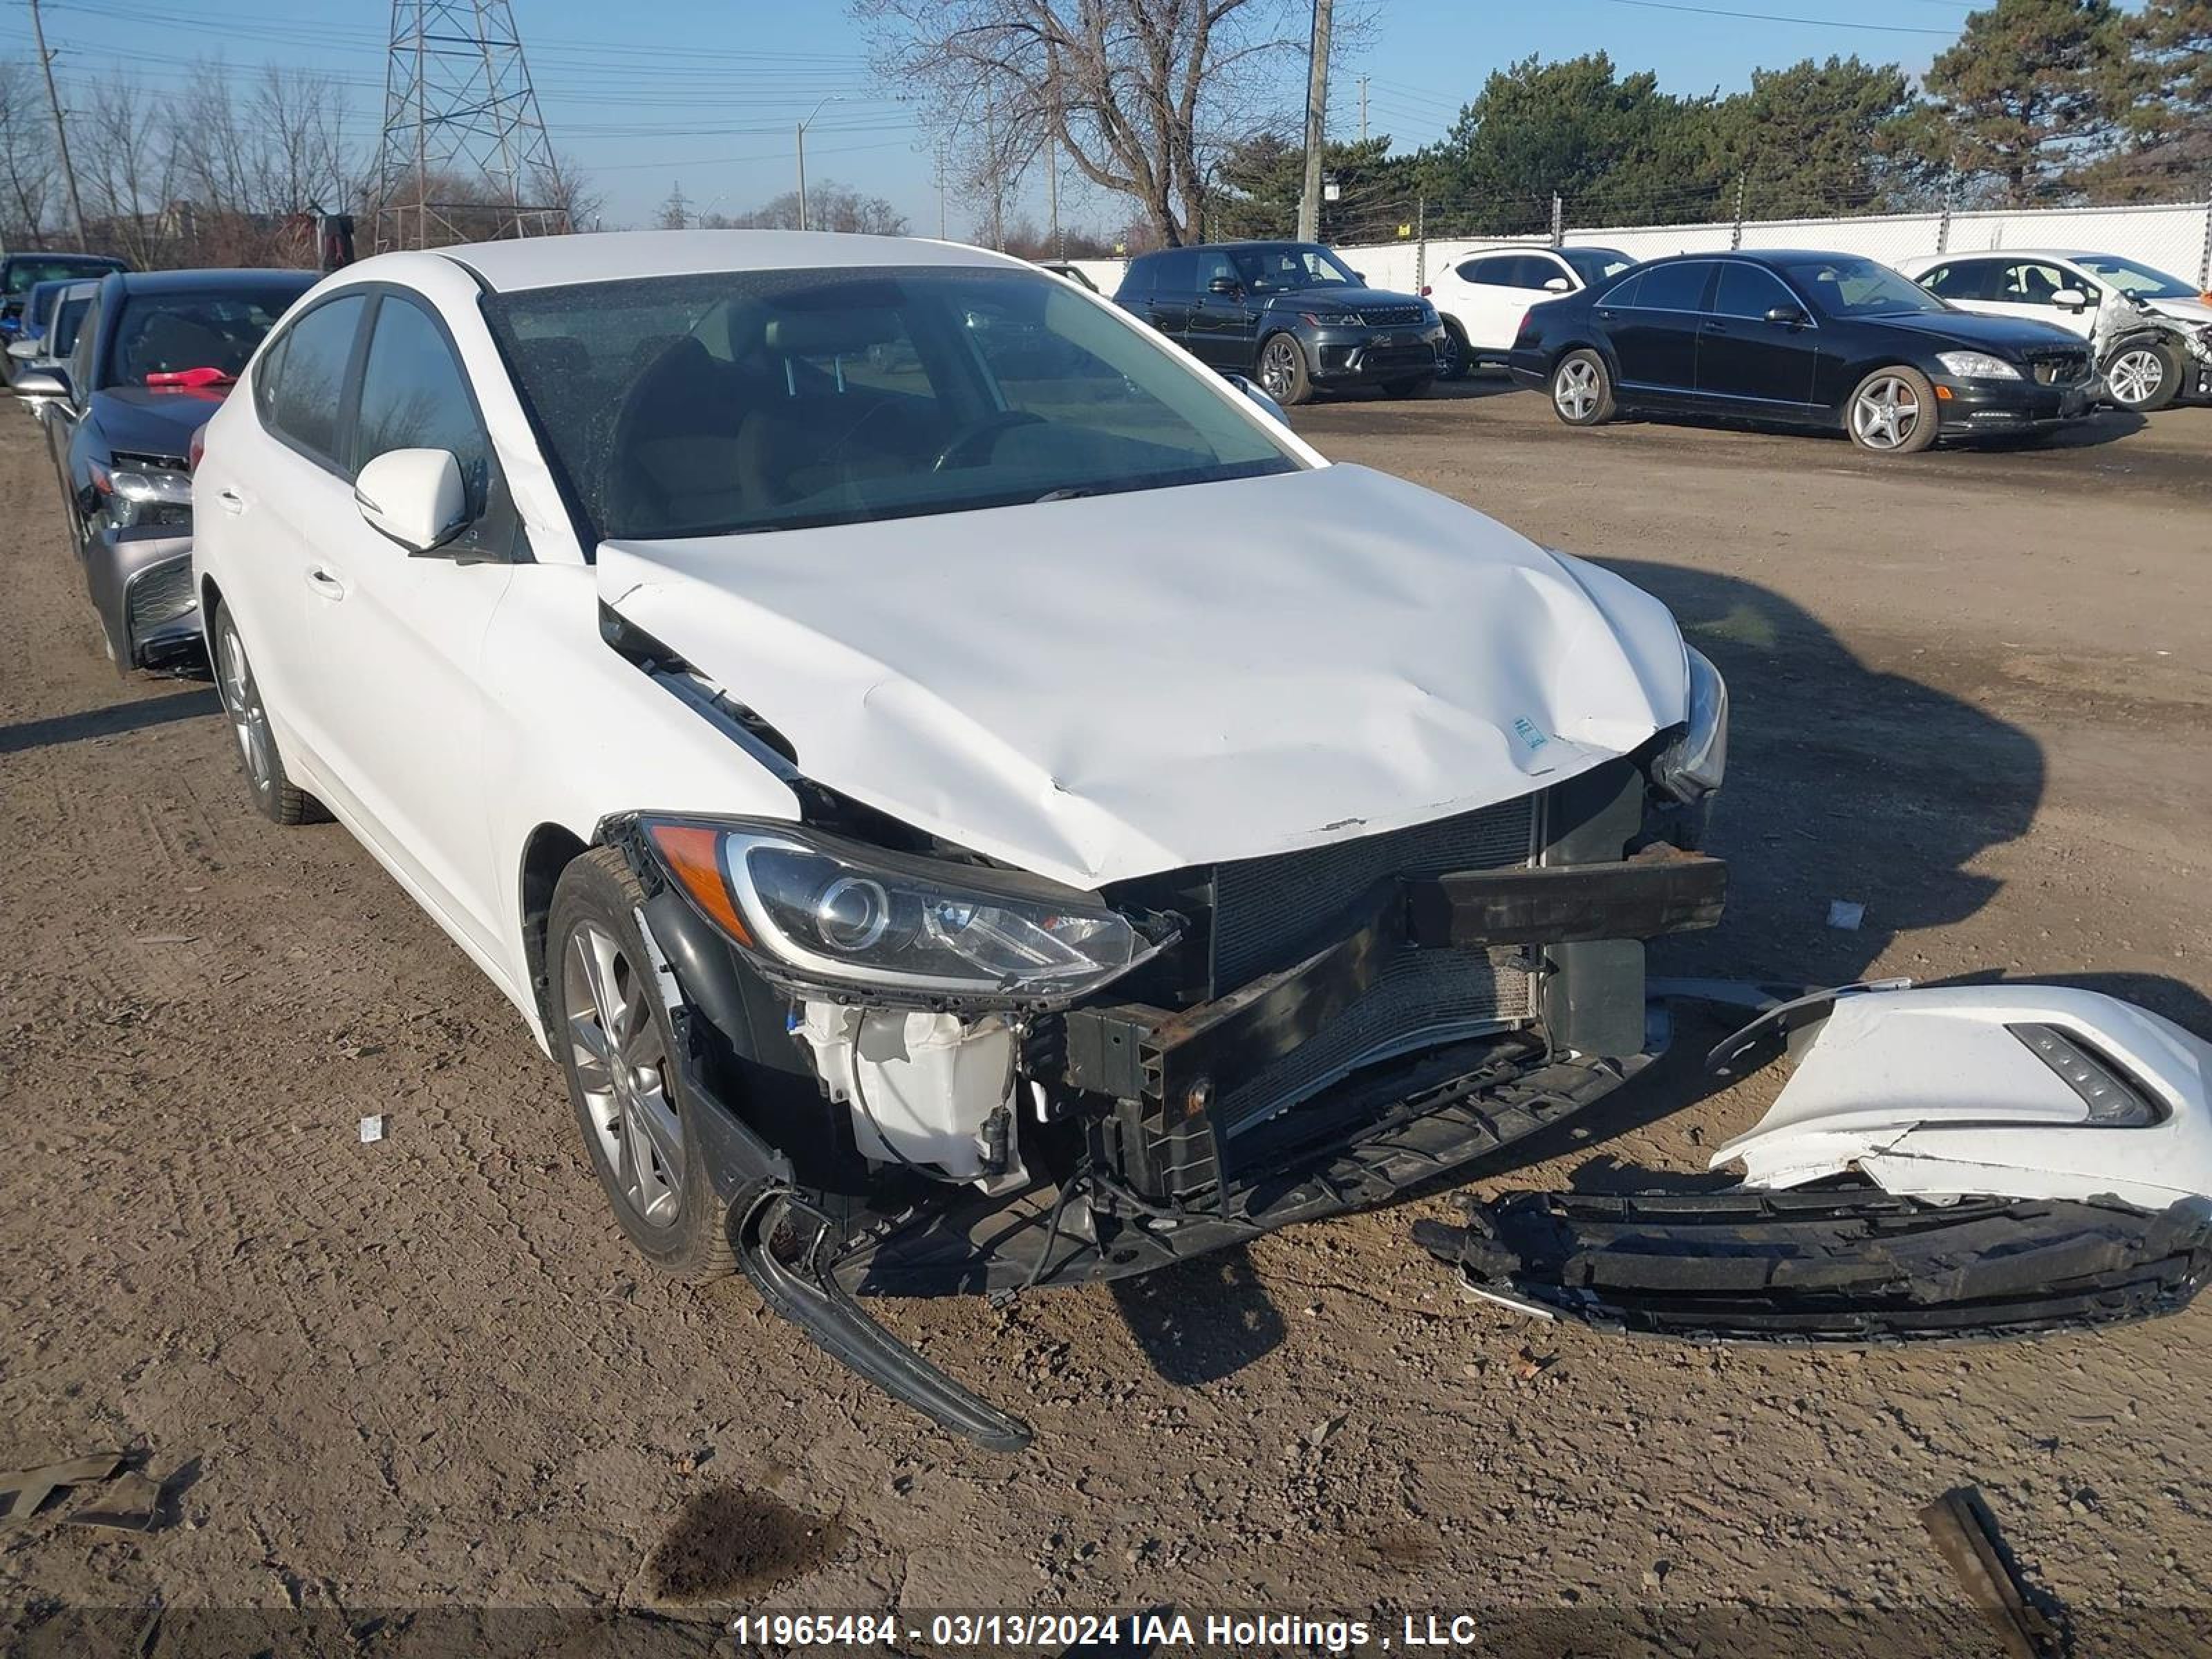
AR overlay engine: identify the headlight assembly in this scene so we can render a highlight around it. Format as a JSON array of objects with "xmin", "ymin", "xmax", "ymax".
[
  {"xmin": 637, "ymin": 817, "xmax": 1170, "ymax": 1003},
  {"xmin": 93, "ymin": 463, "xmax": 194, "ymax": 530},
  {"xmin": 1654, "ymin": 647, "xmax": 1728, "ymax": 803},
  {"xmin": 1935, "ymin": 350, "xmax": 2021, "ymax": 382}
]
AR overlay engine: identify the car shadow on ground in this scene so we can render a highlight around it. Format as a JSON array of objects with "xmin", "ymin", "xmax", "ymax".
[
  {"xmin": 1105, "ymin": 561, "xmax": 2051, "ymax": 1381},
  {"xmin": 0, "ymin": 686, "xmax": 218, "ymax": 757},
  {"xmin": 1608, "ymin": 405, "xmax": 2148, "ymax": 454}
]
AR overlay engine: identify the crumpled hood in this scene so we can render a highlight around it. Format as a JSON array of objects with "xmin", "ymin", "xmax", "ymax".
[
  {"xmin": 2139, "ymin": 294, "xmax": 2212, "ymax": 329},
  {"xmin": 599, "ymin": 464, "xmax": 1690, "ymax": 889},
  {"xmin": 92, "ymin": 385, "xmax": 232, "ymax": 460}
]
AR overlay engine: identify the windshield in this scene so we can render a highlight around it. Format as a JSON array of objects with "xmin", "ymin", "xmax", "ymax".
[
  {"xmin": 2073, "ymin": 254, "xmax": 2197, "ymax": 301},
  {"xmin": 1227, "ymin": 245, "xmax": 1361, "ymax": 293},
  {"xmin": 105, "ymin": 287, "xmax": 302, "ymax": 388},
  {"xmin": 487, "ymin": 264, "xmax": 1301, "ymax": 544},
  {"xmin": 1783, "ymin": 256, "xmax": 1948, "ymax": 319},
  {"xmin": 1562, "ymin": 247, "xmax": 1634, "ymax": 286},
  {"xmin": 6, "ymin": 257, "xmax": 117, "ymax": 297}
]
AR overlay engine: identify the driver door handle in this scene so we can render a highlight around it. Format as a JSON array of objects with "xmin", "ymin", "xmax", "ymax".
[
  {"xmin": 216, "ymin": 488, "xmax": 247, "ymax": 515},
  {"xmin": 306, "ymin": 564, "xmax": 349, "ymax": 601}
]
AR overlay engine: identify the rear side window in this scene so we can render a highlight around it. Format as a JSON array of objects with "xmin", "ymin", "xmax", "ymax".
[
  {"xmin": 1920, "ymin": 261, "xmax": 1996, "ymax": 301},
  {"xmin": 1631, "ymin": 262, "xmax": 1714, "ymax": 312},
  {"xmin": 1152, "ymin": 250, "xmax": 1197, "ymax": 294},
  {"xmin": 1712, "ymin": 263, "xmax": 1799, "ymax": 320},
  {"xmin": 1117, "ymin": 256, "xmax": 1156, "ymax": 299},
  {"xmin": 263, "ymin": 293, "xmax": 368, "ymax": 466}
]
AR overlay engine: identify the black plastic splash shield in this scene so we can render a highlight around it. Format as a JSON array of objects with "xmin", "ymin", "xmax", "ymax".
[{"xmin": 1414, "ymin": 1187, "xmax": 2212, "ymax": 1343}]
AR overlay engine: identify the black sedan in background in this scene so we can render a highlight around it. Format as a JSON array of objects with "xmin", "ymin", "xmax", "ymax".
[
  {"xmin": 1507, "ymin": 250, "xmax": 2097, "ymax": 454},
  {"xmin": 13, "ymin": 268, "xmax": 314, "ymax": 669},
  {"xmin": 1116, "ymin": 240, "xmax": 1446, "ymax": 404}
]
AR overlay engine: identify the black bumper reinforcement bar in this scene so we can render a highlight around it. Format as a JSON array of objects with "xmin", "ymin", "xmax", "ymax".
[
  {"xmin": 1415, "ymin": 1186, "xmax": 2212, "ymax": 1342},
  {"xmin": 736, "ymin": 1189, "xmax": 1034, "ymax": 1452}
]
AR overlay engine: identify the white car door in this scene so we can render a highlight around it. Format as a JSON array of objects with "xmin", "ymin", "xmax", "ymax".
[
  {"xmin": 290, "ymin": 289, "xmax": 517, "ymax": 962},
  {"xmin": 204, "ymin": 290, "xmax": 374, "ymax": 766},
  {"xmin": 1437, "ymin": 254, "xmax": 1563, "ymax": 355},
  {"xmin": 1935, "ymin": 257, "xmax": 2098, "ymax": 340}
]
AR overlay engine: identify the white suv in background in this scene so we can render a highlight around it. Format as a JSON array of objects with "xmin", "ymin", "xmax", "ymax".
[
  {"xmin": 1425, "ymin": 245, "xmax": 1635, "ymax": 377},
  {"xmin": 1895, "ymin": 247, "xmax": 2212, "ymax": 412}
]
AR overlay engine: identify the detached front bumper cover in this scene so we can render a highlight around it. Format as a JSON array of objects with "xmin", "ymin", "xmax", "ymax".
[
  {"xmin": 1418, "ymin": 980, "xmax": 2212, "ymax": 1343},
  {"xmin": 1417, "ymin": 1186, "xmax": 2212, "ymax": 1342}
]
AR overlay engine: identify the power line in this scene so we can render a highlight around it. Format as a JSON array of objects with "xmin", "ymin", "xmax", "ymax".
[{"xmin": 1580, "ymin": 0, "xmax": 1957, "ymax": 36}]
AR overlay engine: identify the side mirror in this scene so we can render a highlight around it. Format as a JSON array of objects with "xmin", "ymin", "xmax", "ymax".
[
  {"xmin": 8, "ymin": 337, "xmax": 41, "ymax": 361},
  {"xmin": 1542, "ymin": 276, "xmax": 1573, "ymax": 294},
  {"xmin": 353, "ymin": 447, "xmax": 470, "ymax": 554},
  {"xmin": 1351, "ymin": 270, "xmax": 1367, "ymax": 284},
  {"xmin": 1763, "ymin": 305, "xmax": 1808, "ymax": 328},
  {"xmin": 1207, "ymin": 275, "xmax": 1241, "ymax": 296},
  {"xmin": 10, "ymin": 368, "xmax": 67, "ymax": 400},
  {"xmin": 1223, "ymin": 373, "xmax": 1289, "ymax": 428},
  {"xmin": 2050, "ymin": 287, "xmax": 2089, "ymax": 310}
]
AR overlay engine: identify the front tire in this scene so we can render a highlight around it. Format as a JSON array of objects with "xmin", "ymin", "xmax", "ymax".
[
  {"xmin": 550, "ymin": 847, "xmax": 735, "ymax": 1284},
  {"xmin": 1256, "ymin": 332, "xmax": 1312, "ymax": 406},
  {"xmin": 1550, "ymin": 349, "xmax": 1615, "ymax": 427},
  {"xmin": 2101, "ymin": 341, "xmax": 2181, "ymax": 413},
  {"xmin": 212, "ymin": 603, "xmax": 321, "ymax": 825},
  {"xmin": 1846, "ymin": 366, "xmax": 1938, "ymax": 455},
  {"xmin": 1435, "ymin": 319, "xmax": 1470, "ymax": 382}
]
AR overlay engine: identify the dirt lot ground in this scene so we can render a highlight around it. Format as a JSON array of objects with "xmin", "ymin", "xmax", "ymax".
[{"xmin": 3, "ymin": 384, "xmax": 2210, "ymax": 1656}]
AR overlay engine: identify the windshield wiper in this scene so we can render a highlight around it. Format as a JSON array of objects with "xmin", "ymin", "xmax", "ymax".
[{"xmin": 1033, "ymin": 486, "xmax": 1095, "ymax": 503}]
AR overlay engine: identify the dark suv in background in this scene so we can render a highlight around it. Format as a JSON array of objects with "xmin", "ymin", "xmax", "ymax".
[{"xmin": 1115, "ymin": 240, "xmax": 1445, "ymax": 404}]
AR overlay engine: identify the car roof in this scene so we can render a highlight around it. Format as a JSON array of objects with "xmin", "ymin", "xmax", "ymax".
[
  {"xmin": 426, "ymin": 229, "xmax": 1022, "ymax": 294},
  {"xmin": 4, "ymin": 251, "xmax": 124, "ymax": 268},
  {"xmin": 106, "ymin": 267, "xmax": 319, "ymax": 294}
]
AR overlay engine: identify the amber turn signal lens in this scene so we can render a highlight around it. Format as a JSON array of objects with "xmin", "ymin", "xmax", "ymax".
[{"xmin": 646, "ymin": 823, "xmax": 752, "ymax": 944}]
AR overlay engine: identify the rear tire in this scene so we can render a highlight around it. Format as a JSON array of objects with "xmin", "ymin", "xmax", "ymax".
[
  {"xmin": 549, "ymin": 847, "xmax": 737, "ymax": 1284},
  {"xmin": 211, "ymin": 603, "xmax": 322, "ymax": 825},
  {"xmin": 1382, "ymin": 376, "xmax": 1433, "ymax": 400},
  {"xmin": 1256, "ymin": 332, "xmax": 1312, "ymax": 406},
  {"xmin": 1845, "ymin": 366, "xmax": 1938, "ymax": 456},
  {"xmin": 1549, "ymin": 349, "xmax": 1615, "ymax": 427},
  {"xmin": 2101, "ymin": 341, "xmax": 2182, "ymax": 413}
]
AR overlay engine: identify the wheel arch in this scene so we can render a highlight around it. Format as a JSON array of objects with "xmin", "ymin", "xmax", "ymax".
[{"xmin": 519, "ymin": 820, "xmax": 590, "ymax": 1033}]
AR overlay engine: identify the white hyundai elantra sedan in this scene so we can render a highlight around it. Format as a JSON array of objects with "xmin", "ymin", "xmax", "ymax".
[{"xmin": 191, "ymin": 230, "xmax": 1727, "ymax": 1446}]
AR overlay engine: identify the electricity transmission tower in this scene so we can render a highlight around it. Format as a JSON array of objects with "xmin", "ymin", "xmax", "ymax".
[{"xmin": 373, "ymin": 0, "xmax": 566, "ymax": 252}]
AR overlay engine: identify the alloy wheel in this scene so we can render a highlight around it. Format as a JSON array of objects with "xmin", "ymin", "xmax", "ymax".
[
  {"xmin": 563, "ymin": 921, "xmax": 684, "ymax": 1229},
  {"xmin": 217, "ymin": 623, "xmax": 274, "ymax": 792},
  {"xmin": 1555, "ymin": 358, "xmax": 1600, "ymax": 420},
  {"xmin": 2105, "ymin": 348, "xmax": 2164, "ymax": 409},
  {"xmin": 1850, "ymin": 375, "xmax": 1920, "ymax": 450},
  {"xmin": 1259, "ymin": 337, "xmax": 1300, "ymax": 402}
]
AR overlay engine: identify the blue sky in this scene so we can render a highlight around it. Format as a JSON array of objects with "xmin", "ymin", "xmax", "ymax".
[{"xmin": 39, "ymin": 0, "xmax": 1995, "ymax": 234}]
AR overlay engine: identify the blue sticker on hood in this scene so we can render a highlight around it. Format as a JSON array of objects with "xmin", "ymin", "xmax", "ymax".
[{"xmin": 1512, "ymin": 718, "xmax": 1550, "ymax": 753}]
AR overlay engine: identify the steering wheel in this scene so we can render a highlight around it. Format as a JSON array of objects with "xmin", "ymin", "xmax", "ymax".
[{"xmin": 929, "ymin": 409, "xmax": 1044, "ymax": 473}]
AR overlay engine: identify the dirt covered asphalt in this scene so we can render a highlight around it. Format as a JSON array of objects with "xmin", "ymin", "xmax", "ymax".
[{"xmin": 3, "ymin": 386, "xmax": 2210, "ymax": 1655}]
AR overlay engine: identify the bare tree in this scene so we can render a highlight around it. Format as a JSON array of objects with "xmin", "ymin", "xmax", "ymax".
[
  {"xmin": 711, "ymin": 181, "xmax": 908, "ymax": 235},
  {"xmin": 75, "ymin": 77, "xmax": 180, "ymax": 267},
  {"xmin": 850, "ymin": 0, "xmax": 1310, "ymax": 246},
  {"xmin": 0, "ymin": 61, "xmax": 56, "ymax": 248}
]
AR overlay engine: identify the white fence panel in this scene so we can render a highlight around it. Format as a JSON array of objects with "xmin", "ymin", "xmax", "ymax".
[{"xmin": 1055, "ymin": 200, "xmax": 2211, "ymax": 303}]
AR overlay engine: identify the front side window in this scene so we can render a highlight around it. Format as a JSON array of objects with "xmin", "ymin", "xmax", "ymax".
[
  {"xmin": 106, "ymin": 287, "xmax": 302, "ymax": 388},
  {"xmin": 353, "ymin": 295, "xmax": 492, "ymax": 514},
  {"xmin": 1712, "ymin": 263, "xmax": 1799, "ymax": 320},
  {"xmin": 486, "ymin": 264, "xmax": 1301, "ymax": 545},
  {"xmin": 1228, "ymin": 244, "xmax": 1359, "ymax": 293},
  {"xmin": 263, "ymin": 293, "xmax": 368, "ymax": 464},
  {"xmin": 1996, "ymin": 261, "xmax": 2093, "ymax": 306},
  {"xmin": 1785, "ymin": 256, "xmax": 1947, "ymax": 318}
]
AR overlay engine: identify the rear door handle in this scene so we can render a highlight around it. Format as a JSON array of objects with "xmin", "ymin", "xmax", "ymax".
[
  {"xmin": 216, "ymin": 488, "xmax": 247, "ymax": 515},
  {"xmin": 306, "ymin": 564, "xmax": 349, "ymax": 600}
]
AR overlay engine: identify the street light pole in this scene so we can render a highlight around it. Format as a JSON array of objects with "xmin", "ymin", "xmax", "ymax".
[{"xmin": 796, "ymin": 95, "xmax": 839, "ymax": 232}]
